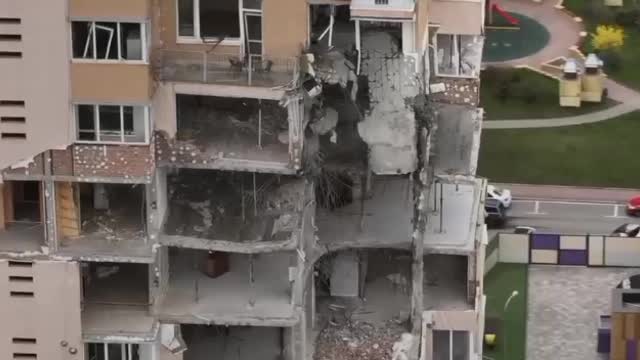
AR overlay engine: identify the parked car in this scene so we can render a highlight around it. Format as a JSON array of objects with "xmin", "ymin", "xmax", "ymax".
[
  {"xmin": 514, "ymin": 226, "xmax": 536, "ymax": 235},
  {"xmin": 485, "ymin": 199, "xmax": 507, "ymax": 229},
  {"xmin": 611, "ymin": 223, "xmax": 640, "ymax": 237},
  {"xmin": 627, "ymin": 196, "xmax": 640, "ymax": 216},
  {"xmin": 487, "ymin": 184, "xmax": 512, "ymax": 208}
]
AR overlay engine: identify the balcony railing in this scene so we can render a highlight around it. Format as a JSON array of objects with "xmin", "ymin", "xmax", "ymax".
[{"xmin": 156, "ymin": 50, "xmax": 299, "ymax": 88}]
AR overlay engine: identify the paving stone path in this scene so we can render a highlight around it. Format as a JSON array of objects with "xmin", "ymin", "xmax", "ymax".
[{"xmin": 527, "ymin": 266, "xmax": 638, "ymax": 360}]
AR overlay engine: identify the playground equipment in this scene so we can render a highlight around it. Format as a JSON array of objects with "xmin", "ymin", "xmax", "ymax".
[
  {"xmin": 558, "ymin": 54, "xmax": 606, "ymax": 107},
  {"xmin": 581, "ymin": 53, "xmax": 605, "ymax": 103},
  {"xmin": 486, "ymin": 0, "xmax": 520, "ymax": 29},
  {"xmin": 559, "ymin": 59, "xmax": 582, "ymax": 107}
]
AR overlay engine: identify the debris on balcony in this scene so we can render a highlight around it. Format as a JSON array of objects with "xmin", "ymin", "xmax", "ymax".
[{"xmin": 165, "ymin": 169, "xmax": 304, "ymax": 243}]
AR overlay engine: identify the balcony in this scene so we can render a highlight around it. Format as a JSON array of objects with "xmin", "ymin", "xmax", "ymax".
[
  {"xmin": 157, "ymin": 248, "xmax": 296, "ymax": 326},
  {"xmin": 156, "ymin": 50, "xmax": 299, "ymax": 88},
  {"xmin": 155, "ymin": 93, "xmax": 301, "ymax": 173},
  {"xmin": 80, "ymin": 262, "xmax": 156, "ymax": 341},
  {"xmin": 160, "ymin": 169, "xmax": 306, "ymax": 253},
  {"xmin": 54, "ymin": 182, "xmax": 153, "ymax": 262},
  {"xmin": 0, "ymin": 181, "xmax": 47, "ymax": 254}
]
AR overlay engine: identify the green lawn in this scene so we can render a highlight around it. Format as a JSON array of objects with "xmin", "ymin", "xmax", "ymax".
[
  {"xmin": 480, "ymin": 68, "xmax": 616, "ymax": 120},
  {"xmin": 478, "ymin": 111, "xmax": 640, "ymax": 187},
  {"xmin": 484, "ymin": 263, "xmax": 528, "ymax": 360},
  {"xmin": 562, "ymin": 0, "xmax": 640, "ymax": 91}
]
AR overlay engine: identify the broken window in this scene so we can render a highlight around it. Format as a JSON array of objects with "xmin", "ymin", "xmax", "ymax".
[
  {"xmin": 71, "ymin": 21, "xmax": 146, "ymax": 61},
  {"xmin": 177, "ymin": 0, "xmax": 240, "ymax": 41},
  {"xmin": 433, "ymin": 330, "xmax": 470, "ymax": 360},
  {"xmin": 86, "ymin": 343, "xmax": 141, "ymax": 360},
  {"xmin": 435, "ymin": 34, "xmax": 482, "ymax": 77},
  {"xmin": 75, "ymin": 104, "xmax": 149, "ymax": 143}
]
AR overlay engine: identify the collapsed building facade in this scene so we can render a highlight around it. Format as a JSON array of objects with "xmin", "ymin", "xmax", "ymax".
[{"xmin": 0, "ymin": 0, "xmax": 486, "ymax": 359}]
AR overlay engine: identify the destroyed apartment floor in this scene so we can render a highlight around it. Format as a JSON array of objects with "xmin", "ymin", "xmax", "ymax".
[
  {"xmin": 59, "ymin": 199, "xmax": 150, "ymax": 259},
  {"xmin": 158, "ymin": 249, "xmax": 295, "ymax": 324},
  {"xmin": 164, "ymin": 171, "xmax": 304, "ymax": 243},
  {"xmin": 313, "ymin": 250, "xmax": 413, "ymax": 360},
  {"xmin": 305, "ymin": 83, "xmax": 368, "ymax": 173},
  {"xmin": 159, "ymin": 95, "xmax": 290, "ymax": 166}
]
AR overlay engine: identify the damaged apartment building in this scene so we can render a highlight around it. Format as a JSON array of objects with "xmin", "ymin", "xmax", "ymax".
[{"xmin": 0, "ymin": 0, "xmax": 486, "ymax": 359}]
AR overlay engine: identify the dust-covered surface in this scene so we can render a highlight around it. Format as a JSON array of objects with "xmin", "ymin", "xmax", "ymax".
[
  {"xmin": 316, "ymin": 175, "xmax": 413, "ymax": 247},
  {"xmin": 58, "ymin": 184, "xmax": 149, "ymax": 259},
  {"xmin": 314, "ymin": 249, "xmax": 413, "ymax": 360},
  {"xmin": 357, "ymin": 28, "xmax": 420, "ymax": 175},
  {"xmin": 431, "ymin": 104, "xmax": 483, "ymax": 176},
  {"xmin": 156, "ymin": 95, "xmax": 290, "ymax": 167},
  {"xmin": 165, "ymin": 169, "xmax": 304, "ymax": 243}
]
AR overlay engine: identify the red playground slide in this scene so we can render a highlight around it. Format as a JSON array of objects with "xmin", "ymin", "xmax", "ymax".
[{"xmin": 492, "ymin": 4, "xmax": 520, "ymax": 25}]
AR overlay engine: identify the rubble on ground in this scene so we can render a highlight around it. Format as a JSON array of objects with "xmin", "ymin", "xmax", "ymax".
[{"xmin": 314, "ymin": 320, "xmax": 406, "ymax": 360}]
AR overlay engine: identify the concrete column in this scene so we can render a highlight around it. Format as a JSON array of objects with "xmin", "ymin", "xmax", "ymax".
[{"xmin": 45, "ymin": 180, "xmax": 59, "ymax": 251}]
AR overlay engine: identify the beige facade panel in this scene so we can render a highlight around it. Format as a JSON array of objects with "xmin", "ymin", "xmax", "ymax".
[
  {"xmin": 428, "ymin": 0, "xmax": 483, "ymax": 35},
  {"xmin": 0, "ymin": 0, "xmax": 72, "ymax": 171},
  {"xmin": 71, "ymin": 63, "xmax": 153, "ymax": 103},
  {"xmin": 263, "ymin": 0, "xmax": 308, "ymax": 58},
  {"xmin": 0, "ymin": 260, "xmax": 82, "ymax": 360},
  {"xmin": 416, "ymin": 0, "xmax": 429, "ymax": 50},
  {"xmin": 70, "ymin": 0, "xmax": 150, "ymax": 19}
]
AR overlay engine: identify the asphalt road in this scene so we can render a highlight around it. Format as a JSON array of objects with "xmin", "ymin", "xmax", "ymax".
[
  {"xmin": 505, "ymin": 199, "xmax": 639, "ymax": 234},
  {"xmin": 491, "ymin": 183, "xmax": 640, "ymax": 235}
]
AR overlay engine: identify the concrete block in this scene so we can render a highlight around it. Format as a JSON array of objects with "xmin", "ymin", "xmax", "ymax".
[
  {"xmin": 531, "ymin": 249, "xmax": 558, "ymax": 264},
  {"xmin": 330, "ymin": 251, "xmax": 359, "ymax": 297}
]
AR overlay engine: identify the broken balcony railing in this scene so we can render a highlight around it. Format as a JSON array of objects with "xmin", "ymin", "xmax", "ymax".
[{"xmin": 157, "ymin": 50, "xmax": 299, "ymax": 87}]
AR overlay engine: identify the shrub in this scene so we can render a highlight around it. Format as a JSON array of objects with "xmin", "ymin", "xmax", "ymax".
[
  {"xmin": 600, "ymin": 49, "xmax": 623, "ymax": 72},
  {"xmin": 584, "ymin": 0, "xmax": 615, "ymax": 24},
  {"xmin": 591, "ymin": 25, "xmax": 625, "ymax": 50},
  {"xmin": 614, "ymin": 9, "xmax": 640, "ymax": 27},
  {"xmin": 497, "ymin": 82, "xmax": 510, "ymax": 103}
]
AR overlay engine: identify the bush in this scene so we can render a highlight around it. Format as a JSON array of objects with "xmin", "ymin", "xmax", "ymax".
[
  {"xmin": 614, "ymin": 9, "xmax": 640, "ymax": 27},
  {"xmin": 497, "ymin": 82, "xmax": 511, "ymax": 103},
  {"xmin": 583, "ymin": 0, "xmax": 615, "ymax": 24},
  {"xmin": 591, "ymin": 25, "xmax": 625, "ymax": 50},
  {"xmin": 600, "ymin": 49, "xmax": 623, "ymax": 72}
]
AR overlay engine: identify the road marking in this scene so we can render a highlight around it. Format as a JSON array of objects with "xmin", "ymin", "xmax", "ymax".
[
  {"xmin": 513, "ymin": 199, "xmax": 623, "ymax": 207},
  {"xmin": 605, "ymin": 204, "xmax": 628, "ymax": 218},
  {"xmin": 526, "ymin": 200, "xmax": 548, "ymax": 215}
]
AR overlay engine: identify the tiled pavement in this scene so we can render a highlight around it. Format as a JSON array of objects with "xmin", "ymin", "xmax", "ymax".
[{"xmin": 527, "ymin": 266, "xmax": 638, "ymax": 360}]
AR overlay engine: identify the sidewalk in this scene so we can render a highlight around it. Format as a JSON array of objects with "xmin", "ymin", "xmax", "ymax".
[{"xmin": 492, "ymin": 182, "xmax": 640, "ymax": 202}]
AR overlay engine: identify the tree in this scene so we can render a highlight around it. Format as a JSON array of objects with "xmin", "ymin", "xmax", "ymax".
[{"xmin": 591, "ymin": 25, "xmax": 625, "ymax": 50}]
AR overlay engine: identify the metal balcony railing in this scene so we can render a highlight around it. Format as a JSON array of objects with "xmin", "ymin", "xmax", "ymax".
[{"xmin": 156, "ymin": 50, "xmax": 299, "ymax": 88}]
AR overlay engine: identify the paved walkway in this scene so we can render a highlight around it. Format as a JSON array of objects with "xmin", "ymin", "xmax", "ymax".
[
  {"xmin": 493, "ymin": 182, "xmax": 640, "ymax": 202},
  {"xmin": 527, "ymin": 266, "xmax": 636, "ymax": 360},
  {"xmin": 482, "ymin": 0, "xmax": 640, "ymax": 128}
]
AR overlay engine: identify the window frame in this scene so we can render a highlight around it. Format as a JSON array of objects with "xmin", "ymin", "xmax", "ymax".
[
  {"xmin": 74, "ymin": 103, "xmax": 150, "ymax": 145},
  {"xmin": 87, "ymin": 342, "xmax": 140, "ymax": 360},
  {"xmin": 71, "ymin": 20, "xmax": 148, "ymax": 64},
  {"xmin": 176, "ymin": 0, "xmax": 244, "ymax": 46},
  {"xmin": 433, "ymin": 33, "xmax": 479, "ymax": 79},
  {"xmin": 432, "ymin": 329, "xmax": 472, "ymax": 360}
]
